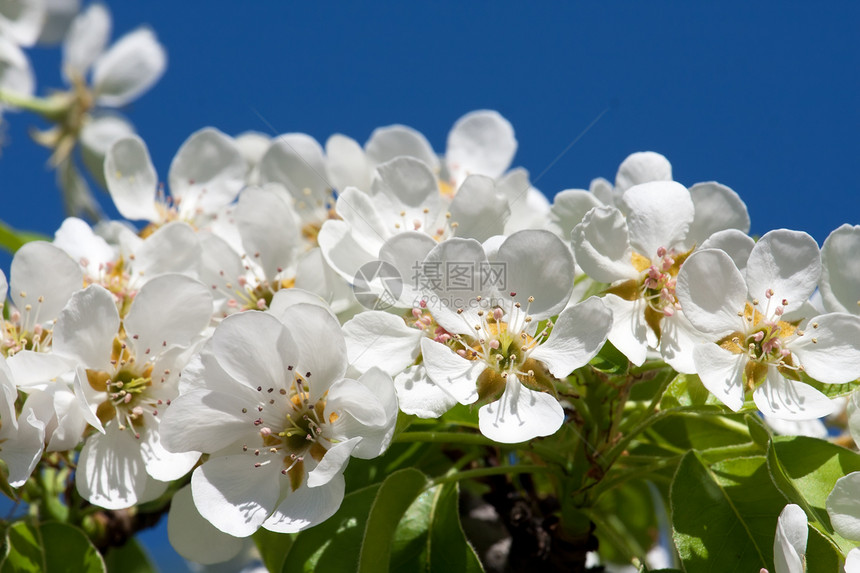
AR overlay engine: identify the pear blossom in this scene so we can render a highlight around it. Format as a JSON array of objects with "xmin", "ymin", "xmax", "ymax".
[
  {"xmin": 326, "ymin": 111, "xmax": 549, "ymax": 234},
  {"xmin": 160, "ymin": 302, "xmax": 398, "ymax": 537},
  {"xmin": 104, "ymin": 128, "xmax": 247, "ymax": 231},
  {"xmin": 552, "ymin": 151, "xmax": 749, "ymax": 244},
  {"xmin": 413, "ymin": 231, "xmax": 611, "ymax": 442},
  {"xmin": 50, "ymin": 275, "xmax": 212, "ymax": 509},
  {"xmin": 319, "ymin": 156, "xmax": 511, "ymax": 307},
  {"xmin": 326, "ymin": 110, "xmax": 517, "ymax": 192},
  {"xmin": 676, "ymin": 230, "xmax": 860, "ymax": 419},
  {"xmin": 53, "ymin": 216, "xmax": 203, "ymax": 316}
]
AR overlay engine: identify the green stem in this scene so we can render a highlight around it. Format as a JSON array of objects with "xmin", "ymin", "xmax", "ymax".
[
  {"xmin": 429, "ymin": 464, "xmax": 553, "ymax": 488},
  {"xmin": 601, "ymin": 405, "xmax": 739, "ymax": 466},
  {"xmin": 0, "ymin": 90, "xmax": 70, "ymax": 118}
]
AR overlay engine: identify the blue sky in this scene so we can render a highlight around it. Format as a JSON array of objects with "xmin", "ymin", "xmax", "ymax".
[{"xmin": 1, "ymin": 2, "xmax": 859, "ymax": 570}]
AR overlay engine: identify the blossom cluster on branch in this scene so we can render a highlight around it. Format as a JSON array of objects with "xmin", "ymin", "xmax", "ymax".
[{"xmin": 1, "ymin": 2, "xmax": 860, "ymax": 572}]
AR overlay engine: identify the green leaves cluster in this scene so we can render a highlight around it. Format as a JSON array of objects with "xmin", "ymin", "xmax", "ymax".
[{"xmin": 254, "ymin": 468, "xmax": 483, "ymax": 573}]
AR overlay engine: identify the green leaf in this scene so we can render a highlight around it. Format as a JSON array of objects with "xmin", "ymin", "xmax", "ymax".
[
  {"xmin": 358, "ymin": 468, "xmax": 428, "ymax": 573},
  {"xmin": 253, "ymin": 528, "xmax": 293, "ymax": 573},
  {"xmin": 744, "ymin": 413, "xmax": 771, "ymax": 450},
  {"xmin": 649, "ymin": 413, "xmax": 753, "ymax": 452},
  {"xmin": 660, "ymin": 374, "xmax": 717, "ymax": 409},
  {"xmin": 589, "ymin": 340, "xmax": 628, "ymax": 375},
  {"xmin": 670, "ymin": 452, "xmax": 785, "ymax": 573},
  {"xmin": 283, "ymin": 483, "xmax": 380, "ymax": 573},
  {"xmin": 390, "ymin": 482, "xmax": 484, "ymax": 573},
  {"xmin": 802, "ymin": 374, "xmax": 860, "ymax": 400},
  {"xmin": 104, "ymin": 538, "xmax": 155, "ymax": 573},
  {"xmin": 1, "ymin": 521, "xmax": 105, "ymax": 573},
  {"xmin": 0, "ymin": 221, "xmax": 49, "ymax": 255},
  {"xmin": 806, "ymin": 526, "xmax": 844, "ymax": 572},
  {"xmin": 766, "ymin": 435, "xmax": 860, "ymax": 553}
]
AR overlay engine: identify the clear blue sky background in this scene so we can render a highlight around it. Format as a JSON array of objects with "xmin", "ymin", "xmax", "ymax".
[{"xmin": 1, "ymin": 2, "xmax": 859, "ymax": 571}]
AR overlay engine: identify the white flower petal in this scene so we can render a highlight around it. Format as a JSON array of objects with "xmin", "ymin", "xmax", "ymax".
[
  {"xmin": 572, "ymin": 206, "xmax": 638, "ymax": 283},
  {"xmin": 446, "ymin": 110, "xmax": 516, "ymax": 186},
  {"xmin": 394, "ymin": 365, "xmax": 458, "ymax": 418},
  {"xmin": 54, "ymin": 285, "xmax": 119, "ymax": 369},
  {"xmin": 209, "ymin": 312, "xmax": 298, "ymax": 396},
  {"xmin": 603, "ymin": 295, "xmax": 649, "ymax": 367},
  {"xmin": 478, "ymin": 378, "xmax": 563, "ymax": 443},
  {"xmin": 93, "ymin": 27, "xmax": 166, "ymax": 107},
  {"xmin": 746, "ymin": 230, "xmax": 820, "ymax": 314},
  {"xmin": 75, "ymin": 423, "xmax": 147, "ymax": 509},
  {"xmin": 306, "ymin": 437, "xmax": 360, "ymax": 488},
  {"xmin": 699, "ymin": 229, "xmax": 755, "ymax": 274},
  {"xmin": 10, "ymin": 241, "xmax": 82, "ymax": 321},
  {"xmin": 132, "ymin": 221, "xmax": 202, "ymax": 280},
  {"xmin": 104, "ymin": 135, "xmax": 159, "ymax": 221},
  {"xmin": 317, "ymin": 219, "xmax": 381, "ymax": 285},
  {"xmin": 167, "ymin": 485, "xmax": 245, "ymax": 565},
  {"xmin": 420, "ymin": 338, "xmax": 483, "ymax": 405},
  {"xmin": 686, "ymin": 182, "xmax": 750, "ymax": 247},
  {"xmin": 0, "ymin": 36, "xmax": 34, "ymax": 98},
  {"xmin": 124, "ymin": 274, "xmax": 212, "ymax": 357},
  {"xmin": 62, "ymin": 2, "xmax": 110, "ymax": 80},
  {"xmin": 659, "ymin": 311, "xmax": 707, "ymax": 375},
  {"xmin": 2, "ymin": 408, "xmax": 44, "ymax": 487},
  {"xmin": 139, "ymin": 419, "xmax": 199, "ymax": 482},
  {"xmin": 790, "ymin": 313, "xmax": 860, "ymax": 384},
  {"xmin": 621, "ymin": 181, "xmax": 694, "ymax": 258},
  {"xmin": 550, "ymin": 189, "xmax": 603, "ymax": 239},
  {"xmin": 326, "ymin": 134, "xmax": 371, "ymax": 192},
  {"xmin": 614, "ymin": 151, "xmax": 672, "ymax": 195},
  {"xmin": 754, "ymin": 369, "xmax": 835, "ymax": 420},
  {"xmin": 263, "ymin": 473, "xmax": 345, "ymax": 534},
  {"xmin": 342, "ymin": 311, "xmax": 422, "ymax": 376},
  {"xmin": 80, "ymin": 112, "xmax": 135, "ymax": 187},
  {"xmin": 826, "ymin": 471, "xmax": 860, "ymax": 541},
  {"xmin": 7, "ymin": 351, "xmax": 72, "ymax": 388},
  {"xmin": 168, "ymin": 127, "xmax": 247, "ymax": 213},
  {"xmin": 235, "ymin": 185, "xmax": 301, "ymax": 280},
  {"xmin": 258, "ymin": 134, "xmax": 330, "ymax": 213},
  {"xmin": 371, "ymin": 157, "xmax": 443, "ymax": 228},
  {"xmin": 420, "ymin": 238, "xmax": 486, "ymax": 334},
  {"xmin": 160, "ymin": 389, "xmax": 255, "ymax": 454},
  {"xmin": 846, "ymin": 548, "xmax": 860, "ymax": 572},
  {"xmin": 0, "ymin": 0, "xmax": 45, "ymax": 47},
  {"xmin": 676, "ymin": 249, "xmax": 747, "ymax": 337},
  {"xmin": 773, "ymin": 504, "xmax": 807, "ymax": 573},
  {"xmin": 53, "ymin": 217, "xmax": 115, "ymax": 276},
  {"xmin": 365, "ymin": 125, "xmax": 438, "ymax": 173},
  {"xmin": 192, "ymin": 455, "xmax": 280, "ymax": 537},
  {"xmin": 378, "ymin": 231, "xmax": 437, "ymax": 308},
  {"xmin": 277, "ymin": 303, "xmax": 347, "ymax": 402},
  {"xmin": 449, "ymin": 175, "xmax": 510, "ymax": 242},
  {"xmin": 530, "ymin": 297, "xmax": 612, "ymax": 379},
  {"xmin": 496, "ymin": 230, "xmax": 574, "ymax": 319},
  {"xmin": 692, "ymin": 343, "xmax": 745, "ymax": 412},
  {"xmin": 268, "ymin": 288, "xmax": 331, "ymax": 316},
  {"xmin": 820, "ymin": 224, "xmax": 860, "ymax": 315}
]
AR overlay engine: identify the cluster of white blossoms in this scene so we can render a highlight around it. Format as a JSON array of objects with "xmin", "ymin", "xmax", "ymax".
[{"xmin": 2, "ymin": 105, "xmax": 860, "ymax": 566}]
